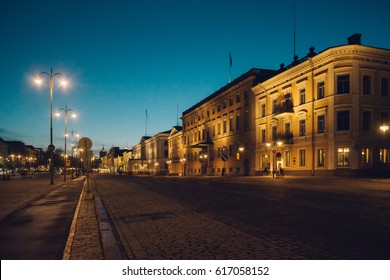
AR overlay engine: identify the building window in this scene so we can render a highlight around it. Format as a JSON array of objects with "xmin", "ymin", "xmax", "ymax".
[
  {"xmin": 261, "ymin": 103, "xmax": 266, "ymax": 117},
  {"xmin": 299, "ymin": 149, "xmax": 306, "ymax": 167},
  {"xmin": 381, "ymin": 112, "xmax": 389, "ymax": 124},
  {"xmin": 229, "ymin": 144, "xmax": 233, "ymax": 156},
  {"xmin": 222, "ymin": 100, "xmax": 227, "ymax": 109},
  {"xmin": 285, "ymin": 122, "xmax": 291, "ymax": 135},
  {"xmin": 223, "ymin": 119, "xmax": 227, "ymax": 133},
  {"xmin": 299, "ymin": 119, "xmax": 306, "ymax": 136},
  {"xmin": 236, "ymin": 93, "xmax": 241, "ymax": 103},
  {"xmin": 236, "ymin": 113, "xmax": 241, "ymax": 130},
  {"xmin": 318, "ymin": 115, "xmax": 325, "ymax": 133},
  {"xmin": 229, "ymin": 97, "xmax": 233, "ymax": 106},
  {"xmin": 337, "ymin": 74, "xmax": 350, "ymax": 94},
  {"xmin": 362, "ymin": 111, "xmax": 372, "ymax": 131},
  {"xmin": 272, "ymin": 100, "xmax": 277, "ymax": 113},
  {"xmin": 261, "ymin": 154, "xmax": 268, "ymax": 169},
  {"xmin": 317, "ymin": 148, "xmax": 325, "ymax": 167},
  {"xmin": 381, "ymin": 77, "xmax": 389, "ymax": 97},
  {"xmin": 285, "ymin": 150, "xmax": 291, "ymax": 167},
  {"xmin": 272, "ymin": 126, "xmax": 277, "ymax": 141},
  {"xmin": 217, "ymin": 122, "xmax": 221, "ymax": 135},
  {"xmin": 229, "ymin": 116, "xmax": 234, "ymax": 132},
  {"xmin": 212, "ymin": 124, "xmax": 216, "ymax": 136},
  {"xmin": 361, "ymin": 148, "xmax": 371, "ymax": 164},
  {"xmin": 337, "ymin": 110, "xmax": 350, "ymax": 131},
  {"xmin": 317, "ymin": 81, "xmax": 325, "ymax": 99},
  {"xmin": 362, "ymin": 75, "xmax": 372, "ymax": 95},
  {"xmin": 299, "ymin": 88, "xmax": 306, "ymax": 104},
  {"xmin": 261, "ymin": 129, "xmax": 266, "ymax": 143},
  {"xmin": 244, "ymin": 110, "xmax": 249, "ymax": 129},
  {"xmin": 380, "ymin": 148, "xmax": 389, "ymax": 164},
  {"xmin": 337, "ymin": 147, "xmax": 350, "ymax": 167}
]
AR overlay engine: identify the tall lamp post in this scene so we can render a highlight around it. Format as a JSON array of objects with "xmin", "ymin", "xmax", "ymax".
[
  {"xmin": 56, "ymin": 106, "xmax": 76, "ymax": 181},
  {"xmin": 35, "ymin": 67, "xmax": 67, "ymax": 184},
  {"xmin": 69, "ymin": 129, "xmax": 79, "ymax": 178}
]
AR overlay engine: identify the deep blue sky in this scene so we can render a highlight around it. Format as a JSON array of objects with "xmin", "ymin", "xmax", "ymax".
[{"xmin": 1, "ymin": 0, "xmax": 390, "ymax": 154}]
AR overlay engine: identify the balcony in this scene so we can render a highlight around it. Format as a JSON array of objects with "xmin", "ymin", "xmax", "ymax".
[
  {"xmin": 274, "ymin": 99, "xmax": 294, "ymax": 115},
  {"xmin": 273, "ymin": 132, "xmax": 294, "ymax": 144}
]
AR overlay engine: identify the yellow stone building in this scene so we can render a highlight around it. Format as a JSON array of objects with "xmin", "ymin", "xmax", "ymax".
[
  {"xmin": 128, "ymin": 131, "xmax": 170, "ymax": 175},
  {"xmin": 167, "ymin": 126, "xmax": 185, "ymax": 175},
  {"xmin": 253, "ymin": 34, "xmax": 390, "ymax": 176},
  {"xmin": 182, "ymin": 68, "xmax": 277, "ymax": 176}
]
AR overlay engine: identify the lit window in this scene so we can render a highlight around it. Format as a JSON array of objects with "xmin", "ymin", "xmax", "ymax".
[
  {"xmin": 299, "ymin": 149, "xmax": 306, "ymax": 166},
  {"xmin": 337, "ymin": 147, "xmax": 350, "ymax": 167},
  {"xmin": 361, "ymin": 148, "xmax": 371, "ymax": 164},
  {"xmin": 380, "ymin": 148, "xmax": 389, "ymax": 164},
  {"xmin": 285, "ymin": 151, "xmax": 291, "ymax": 167},
  {"xmin": 317, "ymin": 148, "xmax": 325, "ymax": 167}
]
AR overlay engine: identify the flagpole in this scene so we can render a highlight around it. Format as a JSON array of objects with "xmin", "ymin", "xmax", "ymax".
[
  {"xmin": 145, "ymin": 109, "xmax": 148, "ymax": 136},
  {"xmin": 229, "ymin": 51, "xmax": 233, "ymax": 83}
]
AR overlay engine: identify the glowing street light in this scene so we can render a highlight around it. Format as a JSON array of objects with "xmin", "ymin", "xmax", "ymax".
[
  {"xmin": 380, "ymin": 124, "xmax": 389, "ymax": 134},
  {"xmin": 57, "ymin": 106, "xmax": 76, "ymax": 181},
  {"xmin": 35, "ymin": 67, "xmax": 68, "ymax": 184}
]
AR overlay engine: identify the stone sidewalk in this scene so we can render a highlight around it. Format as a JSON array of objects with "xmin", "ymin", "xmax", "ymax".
[{"xmin": 64, "ymin": 177, "xmax": 123, "ymax": 260}]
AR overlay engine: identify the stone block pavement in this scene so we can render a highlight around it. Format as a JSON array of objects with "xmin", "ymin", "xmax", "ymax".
[
  {"xmin": 0, "ymin": 175, "xmax": 351, "ymax": 259},
  {"xmin": 64, "ymin": 176, "xmax": 331, "ymax": 260}
]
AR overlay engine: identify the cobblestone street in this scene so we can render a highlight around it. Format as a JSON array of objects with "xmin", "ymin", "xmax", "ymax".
[
  {"xmin": 1, "ymin": 174, "xmax": 390, "ymax": 260},
  {"xmin": 92, "ymin": 175, "xmax": 390, "ymax": 260}
]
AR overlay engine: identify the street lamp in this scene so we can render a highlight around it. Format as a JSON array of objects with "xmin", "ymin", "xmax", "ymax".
[
  {"xmin": 380, "ymin": 124, "xmax": 389, "ymax": 134},
  {"xmin": 69, "ymin": 129, "xmax": 79, "ymax": 178},
  {"xmin": 199, "ymin": 152, "xmax": 208, "ymax": 176},
  {"xmin": 237, "ymin": 146, "xmax": 244, "ymax": 175},
  {"xmin": 56, "ymin": 106, "xmax": 76, "ymax": 181},
  {"xmin": 35, "ymin": 67, "xmax": 68, "ymax": 184}
]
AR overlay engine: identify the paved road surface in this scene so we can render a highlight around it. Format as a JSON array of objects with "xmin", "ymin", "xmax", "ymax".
[{"xmin": 93, "ymin": 175, "xmax": 390, "ymax": 259}]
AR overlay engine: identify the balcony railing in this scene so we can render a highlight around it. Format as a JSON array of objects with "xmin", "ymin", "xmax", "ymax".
[
  {"xmin": 274, "ymin": 99, "xmax": 294, "ymax": 115},
  {"xmin": 273, "ymin": 132, "xmax": 294, "ymax": 144}
]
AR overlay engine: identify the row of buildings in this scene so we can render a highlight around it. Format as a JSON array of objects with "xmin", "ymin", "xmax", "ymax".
[
  {"xmin": 0, "ymin": 138, "xmax": 43, "ymax": 170},
  {"xmin": 101, "ymin": 34, "xmax": 390, "ymax": 177}
]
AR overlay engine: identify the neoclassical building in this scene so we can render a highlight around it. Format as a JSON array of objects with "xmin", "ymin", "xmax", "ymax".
[
  {"xmin": 127, "ymin": 131, "xmax": 169, "ymax": 175},
  {"xmin": 167, "ymin": 126, "xmax": 185, "ymax": 175},
  {"xmin": 253, "ymin": 34, "xmax": 390, "ymax": 176},
  {"xmin": 181, "ymin": 68, "xmax": 277, "ymax": 176}
]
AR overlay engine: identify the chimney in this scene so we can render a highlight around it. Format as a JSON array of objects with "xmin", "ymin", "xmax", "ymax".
[{"xmin": 348, "ymin": 34, "xmax": 362, "ymax": 45}]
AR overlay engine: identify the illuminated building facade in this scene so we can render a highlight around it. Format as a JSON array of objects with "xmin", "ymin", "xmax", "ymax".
[
  {"xmin": 167, "ymin": 126, "xmax": 185, "ymax": 175},
  {"xmin": 128, "ymin": 131, "xmax": 169, "ymax": 175},
  {"xmin": 253, "ymin": 34, "xmax": 390, "ymax": 176},
  {"xmin": 181, "ymin": 68, "xmax": 277, "ymax": 176}
]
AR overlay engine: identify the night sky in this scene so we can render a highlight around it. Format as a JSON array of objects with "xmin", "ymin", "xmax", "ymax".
[{"xmin": 1, "ymin": 0, "xmax": 390, "ymax": 154}]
